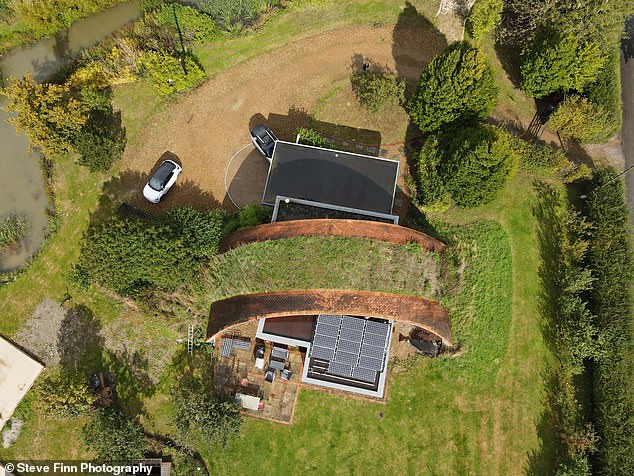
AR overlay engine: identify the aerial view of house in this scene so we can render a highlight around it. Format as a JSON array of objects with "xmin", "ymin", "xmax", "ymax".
[{"xmin": 0, "ymin": 1, "xmax": 633, "ymax": 475}]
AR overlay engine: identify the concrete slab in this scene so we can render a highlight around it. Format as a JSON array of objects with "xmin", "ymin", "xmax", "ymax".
[{"xmin": 0, "ymin": 337, "xmax": 44, "ymax": 430}]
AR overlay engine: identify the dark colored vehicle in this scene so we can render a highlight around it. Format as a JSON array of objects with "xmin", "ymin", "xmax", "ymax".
[{"xmin": 250, "ymin": 124, "xmax": 278, "ymax": 162}]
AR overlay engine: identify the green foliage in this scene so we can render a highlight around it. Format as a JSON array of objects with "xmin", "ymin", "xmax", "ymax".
[
  {"xmin": 198, "ymin": 0, "xmax": 279, "ymax": 31},
  {"xmin": 35, "ymin": 368, "xmax": 94, "ymax": 419},
  {"xmin": 584, "ymin": 49, "xmax": 622, "ymax": 143},
  {"xmin": 510, "ymin": 138, "xmax": 586, "ymax": 181},
  {"xmin": 466, "ymin": 0, "xmax": 502, "ymax": 43},
  {"xmin": 7, "ymin": 0, "xmax": 124, "ymax": 39},
  {"xmin": 555, "ymin": 456, "xmax": 591, "ymax": 476},
  {"xmin": 408, "ymin": 41, "xmax": 498, "ymax": 132},
  {"xmin": 548, "ymin": 95, "xmax": 609, "ymax": 144},
  {"xmin": 418, "ymin": 125, "xmax": 518, "ymax": 209},
  {"xmin": 171, "ymin": 376, "xmax": 242, "ymax": 447},
  {"xmin": 294, "ymin": 127, "xmax": 334, "ymax": 149},
  {"xmin": 414, "ymin": 136, "xmax": 452, "ymax": 212},
  {"xmin": 584, "ymin": 169, "xmax": 634, "ymax": 475},
  {"xmin": 139, "ymin": 50, "xmax": 206, "ymax": 96},
  {"xmin": 520, "ymin": 34, "xmax": 606, "ymax": 98},
  {"xmin": 73, "ymin": 207, "xmax": 224, "ymax": 295},
  {"xmin": 3, "ymin": 72, "xmax": 88, "ymax": 156},
  {"xmin": 82, "ymin": 407, "xmax": 148, "ymax": 462},
  {"xmin": 0, "ymin": 212, "xmax": 30, "ymax": 249},
  {"xmin": 222, "ymin": 204, "xmax": 271, "ymax": 235},
  {"xmin": 155, "ymin": 3, "xmax": 218, "ymax": 43},
  {"xmin": 73, "ymin": 115, "xmax": 126, "ymax": 172},
  {"xmin": 350, "ymin": 71, "xmax": 404, "ymax": 113}
]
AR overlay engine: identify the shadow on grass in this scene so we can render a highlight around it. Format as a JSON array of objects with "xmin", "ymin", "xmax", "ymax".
[{"xmin": 57, "ymin": 304, "xmax": 157, "ymax": 418}]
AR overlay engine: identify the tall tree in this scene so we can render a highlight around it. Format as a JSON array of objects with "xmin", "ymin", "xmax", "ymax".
[
  {"xmin": 3, "ymin": 72, "xmax": 88, "ymax": 156},
  {"xmin": 407, "ymin": 41, "xmax": 498, "ymax": 133}
]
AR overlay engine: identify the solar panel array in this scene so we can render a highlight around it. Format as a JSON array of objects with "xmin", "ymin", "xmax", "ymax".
[{"xmin": 310, "ymin": 314, "xmax": 391, "ymax": 384}]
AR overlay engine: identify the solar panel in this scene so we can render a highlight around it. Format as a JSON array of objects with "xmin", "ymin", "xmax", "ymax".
[
  {"xmin": 315, "ymin": 322, "xmax": 339, "ymax": 338},
  {"xmin": 361, "ymin": 343, "xmax": 385, "ymax": 360},
  {"xmin": 334, "ymin": 350, "xmax": 358, "ymax": 366},
  {"xmin": 359, "ymin": 355, "xmax": 383, "ymax": 371},
  {"xmin": 338, "ymin": 338, "xmax": 361, "ymax": 355},
  {"xmin": 352, "ymin": 367, "xmax": 378, "ymax": 383},
  {"xmin": 339, "ymin": 327, "xmax": 363, "ymax": 342},
  {"xmin": 318, "ymin": 314, "xmax": 342, "ymax": 327},
  {"xmin": 363, "ymin": 331, "xmax": 388, "ymax": 348},
  {"xmin": 365, "ymin": 320, "xmax": 389, "ymax": 336},
  {"xmin": 328, "ymin": 361, "xmax": 352, "ymax": 378},
  {"xmin": 311, "ymin": 345, "xmax": 335, "ymax": 361},
  {"xmin": 341, "ymin": 315, "xmax": 365, "ymax": 331},
  {"xmin": 313, "ymin": 333, "xmax": 337, "ymax": 349}
]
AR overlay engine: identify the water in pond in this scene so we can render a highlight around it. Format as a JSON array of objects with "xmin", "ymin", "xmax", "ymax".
[{"xmin": 0, "ymin": 1, "xmax": 141, "ymax": 272}]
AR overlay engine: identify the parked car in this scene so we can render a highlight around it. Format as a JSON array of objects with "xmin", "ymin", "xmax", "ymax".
[
  {"xmin": 143, "ymin": 159, "xmax": 182, "ymax": 203},
  {"xmin": 250, "ymin": 124, "xmax": 278, "ymax": 162}
]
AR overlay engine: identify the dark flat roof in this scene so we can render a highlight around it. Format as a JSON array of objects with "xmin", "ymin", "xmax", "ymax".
[
  {"xmin": 262, "ymin": 141, "xmax": 399, "ymax": 215},
  {"xmin": 262, "ymin": 315, "xmax": 316, "ymax": 342}
]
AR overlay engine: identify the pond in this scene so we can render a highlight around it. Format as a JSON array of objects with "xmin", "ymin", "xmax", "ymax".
[{"xmin": 0, "ymin": 1, "xmax": 142, "ymax": 272}]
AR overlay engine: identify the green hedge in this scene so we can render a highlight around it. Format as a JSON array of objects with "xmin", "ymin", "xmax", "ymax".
[
  {"xmin": 584, "ymin": 49, "xmax": 622, "ymax": 143},
  {"xmin": 584, "ymin": 169, "xmax": 634, "ymax": 475},
  {"xmin": 294, "ymin": 127, "xmax": 334, "ymax": 149}
]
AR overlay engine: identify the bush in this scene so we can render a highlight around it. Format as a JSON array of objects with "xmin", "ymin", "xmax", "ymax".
[
  {"xmin": 294, "ymin": 127, "xmax": 334, "ymax": 149},
  {"xmin": 510, "ymin": 138, "xmax": 575, "ymax": 179},
  {"xmin": 139, "ymin": 50, "xmax": 206, "ymax": 96},
  {"xmin": 421, "ymin": 125, "xmax": 518, "ymax": 208},
  {"xmin": 584, "ymin": 169, "xmax": 634, "ymax": 475},
  {"xmin": 172, "ymin": 376, "xmax": 242, "ymax": 447},
  {"xmin": 0, "ymin": 212, "xmax": 30, "ymax": 249},
  {"xmin": 73, "ymin": 208, "xmax": 224, "ymax": 295},
  {"xmin": 407, "ymin": 41, "xmax": 498, "ymax": 133},
  {"xmin": 35, "ymin": 369, "xmax": 94, "ymax": 419},
  {"xmin": 520, "ymin": 34, "xmax": 606, "ymax": 98},
  {"xmin": 223, "ymin": 204, "xmax": 272, "ymax": 235},
  {"xmin": 3, "ymin": 72, "xmax": 88, "ymax": 156},
  {"xmin": 414, "ymin": 136, "xmax": 453, "ymax": 212},
  {"xmin": 466, "ymin": 0, "xmax": 503, "ymax": 43},
  {"xmin": 155, "ymin": 3, "xmax": 218, "ymax": 43},
  {"xmin": 82, "ymin": 407, "xmax": 148, "ymax": 462},
  {"xmin": 350, "ymin": 71, "xmax": 405, "ymax": 113},
  {"xmin": 584, "ymin": 49, "xmax": 622, "ymax": 143},
  {"xmin": 199, "ymin": 0, "xmax": 279, "ymax": 31},
  {"xmin": 548, "ymin": 95, "xmax": 609, "ymax": 144}
]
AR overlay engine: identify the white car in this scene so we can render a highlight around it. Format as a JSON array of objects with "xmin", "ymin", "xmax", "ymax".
[{"xmin": 143, "ymin": 159, "xmax": 182, "ymax": 203}]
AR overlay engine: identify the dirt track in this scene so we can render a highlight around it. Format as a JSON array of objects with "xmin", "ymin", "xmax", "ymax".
[{"xmin": 124, "ymin": 25, "xmax": 445, "ymax": 212}]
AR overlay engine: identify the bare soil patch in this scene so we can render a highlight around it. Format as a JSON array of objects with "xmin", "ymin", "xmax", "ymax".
[{"xmin": 123, "ymin": 25, "xmax": 446, "ymax": 211}]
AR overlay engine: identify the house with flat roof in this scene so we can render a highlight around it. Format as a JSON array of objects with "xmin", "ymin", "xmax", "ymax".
[{"xmin": 262, "ymin": 141, "xmax": 400, "ymax": 222}]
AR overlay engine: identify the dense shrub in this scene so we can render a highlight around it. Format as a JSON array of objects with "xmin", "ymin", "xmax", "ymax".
[
  {"xmin": 548, "ymin": 96, "xmax": 609, "ymax": 144},
  {"xmin": 82, "ymin": 407, "xmax": 148, "ymax": 462},
  {"xmin": 36, "ymin": 369, "xmax": 94, "ymax": 419},
  {"xmin": 73, "ymin": 119, "xmax": 126, "ymax": 172},
  {"xmin": 414, "ymin": 136, "xmax": 452, "ymax": 212},
  {"xmin": 172, "ymin": 376, "xmax": 242, "ymax": 447},
  {"xmin": 294, "ymin": 127, "xmax": 334, "ymax": 149},
  {"xmin": 421, "ymin": 125, "xmax": 518, "ymax": 208},
  {"xmin": 584, "ymin": 50, "xmax": 622, "ymax": 143},
  {"xmin": 139, "ymin": 50, "xmax": 206, "ymax": 96},
  {"xmin": 466, "ymin": 0, "xmax": 502, "ymax": 43},
  {"xmin": 223, "ymin": 204, "xmax": 272, "ymax": 235},
  {"xmin": 408, "ymin": 41, "xmax": 498, "ymax": 132},
  {"xmin": 510, "ymin": 138, "xmax": 588, "ymax": 182},
  {"xmin": 0, "ymin": 212, "xmax": 30, "ymax": 249},
  {"xmin": 584, "ymin": 169, "xmax": 634, "ymax": 475},
  {"xmin": 73, "ymin": 207, "xmax": 225, "ymax": 295},
  {"xmin": 198, "ymin": 0, "xmax": 279, "ymax": 31},
  {"xmin": 3, "ymin": 72, "xmax": 88, "ymax": 156},
  {"xmin": 520, "ymin": 34, "xmax": 606, "ymax": 98},
  {"xmin": 155, "ymin": 3, "xmax": 218, "ymax": 43},
  {"xmin": 350, "ymin": 71, "xmax": 404, "ymax": 113}
]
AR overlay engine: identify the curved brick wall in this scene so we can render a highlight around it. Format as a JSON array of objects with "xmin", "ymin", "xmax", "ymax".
[
  {"xmin": 206, "ymin": 289, "xmax": 452, "ymax": 345},
  {"xmin": 219, "ymin": 219, "xmax": 446, "ymax": 253}
]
